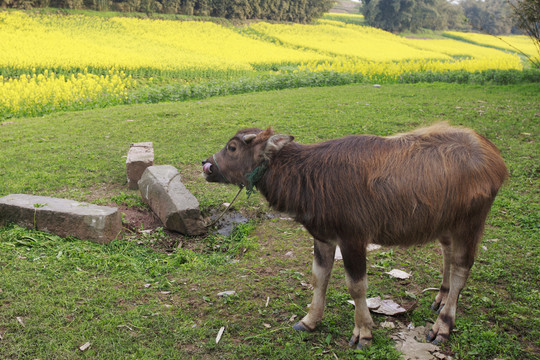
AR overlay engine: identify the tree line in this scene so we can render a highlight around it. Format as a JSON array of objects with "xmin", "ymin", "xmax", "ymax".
[
  {"xmin": 2, "ymin": 0, "xmax": 534, "ymax": 34},
  {"xmin": 0, "ymin": 0, "xmax": 333, "ymax": 23},
  {"xmin": 362, "ymin": 0, "xmax": 537, "ymax": 35}
]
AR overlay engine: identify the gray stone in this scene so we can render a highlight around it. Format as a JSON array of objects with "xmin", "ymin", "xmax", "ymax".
[
  {"xmin": 126, "ymin": 142, "xmax": 154, "ymax": 190},
  {"xmin": 138, "ymin": 165, "xmax": 206, "ymax": 235},
  {"xmin": 0, "ymin": 194, "xmax": 122, "ymax": 244}
]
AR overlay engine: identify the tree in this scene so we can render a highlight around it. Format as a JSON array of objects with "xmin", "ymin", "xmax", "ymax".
[
  {"xmin": 363, "ymin": 0, "xmax": 416, "ymax": 33},
  {"xmin": 509, "ymin": 0, "xmax": 540, "ymax": 66},
  {"xmin": 441, "ymin": 0, "xmax": 470, "ymax": 31},
  {"xmin": 363, "ymin": 0, "xmax": 468, "ymax": 33},
  {"xmin": 460, "ymin": 0, "xmax": 514, "ymax": 35},
  {"xmin": 411, "ymin": 0, "xmax": 441, "ymax": 31}
]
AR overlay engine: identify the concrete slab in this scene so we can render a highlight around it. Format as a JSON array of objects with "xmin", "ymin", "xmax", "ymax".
[
  {"xmin": 0, "ymin": 194, "xmax": 122, "ymax": 243},
  {"xmin": 138, "ymin": 165, "xmax": 206, "ymax": 235},
  {"xmin": 126, "ymin": 142, "xmax": 154, "ymax": 190}
]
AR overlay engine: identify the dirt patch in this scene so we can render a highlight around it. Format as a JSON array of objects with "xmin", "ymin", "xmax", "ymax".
[
  {"xmin": 116, "ymin": 202, "xmax": 276, "ymax": 254},
  {"xmin": 119, "ymin": 205, "xmax": 162, "ymax": 233},
  {"xmin": 117, "ymin": 205, "xmax": 186, "ymax": 251}
]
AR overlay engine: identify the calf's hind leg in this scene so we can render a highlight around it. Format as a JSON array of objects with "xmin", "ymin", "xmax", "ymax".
[
  {"xmin": 293, "ymin": 239, "xmax": 336, "ymax": 332},
  {"xmin": 427, "ymin": 226, "xmax": 483, "ymax": 344}
]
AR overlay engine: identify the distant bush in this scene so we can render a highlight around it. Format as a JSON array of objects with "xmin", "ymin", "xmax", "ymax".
[
  {"xmin": 128, "ymin": 69, "xmax": 540, "ymax": 106},
  {"xmin": 398, "ymin": 68, "xmax": 540, "ymax": 84}
]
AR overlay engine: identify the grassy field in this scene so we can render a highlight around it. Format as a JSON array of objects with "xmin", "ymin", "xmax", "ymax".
[{"xmin": 0, "ymin": 82, "xmax": 538, "ymax": 359}]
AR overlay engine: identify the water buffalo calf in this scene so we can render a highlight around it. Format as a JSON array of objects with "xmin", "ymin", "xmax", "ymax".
[{"xmin": 202, "ymin": 123, "xmax": 508, "ymax": 348}]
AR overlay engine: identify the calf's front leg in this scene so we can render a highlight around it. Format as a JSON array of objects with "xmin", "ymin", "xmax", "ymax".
[
  {"xmin": 342, "ymin": 243, "xmax": 374, "ymax": 349},
  {"xmin": 431, "ymin": 234, "xmax": 452, "ymax": 312},
  {"xmin": 293, "ymin": 239, "xmax": 336, "ymax": 331}
]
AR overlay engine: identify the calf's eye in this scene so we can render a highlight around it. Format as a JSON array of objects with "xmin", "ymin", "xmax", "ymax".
[{"xmin": 228, "ymin": 145, "xmax": 236, "ymax": 152}]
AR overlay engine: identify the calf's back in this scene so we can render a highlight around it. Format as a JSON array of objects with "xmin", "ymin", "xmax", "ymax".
[{"xmin": 256, "ymin": 123, "xmax": 508, "ymax": 245}]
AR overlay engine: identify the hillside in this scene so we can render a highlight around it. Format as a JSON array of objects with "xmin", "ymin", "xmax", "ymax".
[{"xmin": 0, "ymin": 10, "xmax": 538, "ymax": 120}]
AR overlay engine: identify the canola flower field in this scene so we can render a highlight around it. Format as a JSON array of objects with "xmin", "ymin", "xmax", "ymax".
[{"xmin": 0, "ymin": 10, "xmax": 538, "ymax": 119}]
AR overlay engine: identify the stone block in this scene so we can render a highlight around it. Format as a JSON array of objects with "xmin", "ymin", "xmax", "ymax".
[
  {"xmin": 0, "ymin": 194, "xmax": 122, "ymax": 244},
  {"xmin": 138, "ymin": 165, "xmax": 206, "ymax": 235},
  {"xmin": 127, "ymin": 142, "xmax": 154, "ymax": 190}
]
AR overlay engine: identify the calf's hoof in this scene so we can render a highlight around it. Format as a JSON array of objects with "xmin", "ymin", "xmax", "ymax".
[
  {"xmin": 426, "ymin": 328, "xmax": 449, "ymax": 345},
  {"xmin": 349, "ymin": 334, "xmax": 372, "ymax": 350},
  {"xmin": 292, "ymin": 321, "xmax": 314, "ymax": 332}
]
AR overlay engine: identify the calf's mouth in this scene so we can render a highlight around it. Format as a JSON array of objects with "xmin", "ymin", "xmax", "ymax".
[{"xmin": 202, "ymin": 161, "xmax": 213, "ymax": 174}]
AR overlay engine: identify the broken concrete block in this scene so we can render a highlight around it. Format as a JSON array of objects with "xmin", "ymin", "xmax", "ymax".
[
  {"xmin": 126, "ymin": 142, "xmax": 154, "ymax": 190},
  {"xmin": 0, "ymin": 194, "xmax": 122, "ymax": 244},
  {"xmin": 138, "ymin": 165, "xmax": 206, "ymax": 235}
]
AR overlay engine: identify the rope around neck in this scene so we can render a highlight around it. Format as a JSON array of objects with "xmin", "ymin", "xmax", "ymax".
[
  {"xmin": 205, "ymin": 185, "xmax": 244, "ymax": 228},
  {"xmin": 205, "ymin": 161, "xmax": 268, "ymax": 228},
  {"xmin": 246, "ymin": 161, "xmax": 268, "ymax": 198},
  {"xmin": 213, "ymin": 154, "xmax": 232, "ymax": 184},
  {"xmin": 205, "ymin": 154, "xmax": 239, "ymax": 228}
]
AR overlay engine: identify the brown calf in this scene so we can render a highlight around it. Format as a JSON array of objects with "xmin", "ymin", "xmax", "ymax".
[{"xmin": 202, "ymin": 123, "xmax": 508, "ymax": 348}]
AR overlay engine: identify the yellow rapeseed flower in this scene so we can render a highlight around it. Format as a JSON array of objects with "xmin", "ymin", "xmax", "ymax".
[
  {"xmin": 445, "ymin": 31, "xmax": 538, "ymax": 59},
  {"xmin": 0, "ymin": 70, "xmax": 135, "ymax": 118},
  {"xmin": 0, "ymin": 11, "xmax": 532, "ymax": 118},
  {"xmin": 0, "ymin": 11, "xmax": 325, "ymax": 76}
]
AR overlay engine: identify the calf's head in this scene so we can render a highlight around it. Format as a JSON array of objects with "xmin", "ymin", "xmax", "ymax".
[{"xmin": 202, "ymin": 127, "xmax": 293, "ymax": 187}]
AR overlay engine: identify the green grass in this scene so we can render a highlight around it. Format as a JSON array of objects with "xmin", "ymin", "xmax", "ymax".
[{"xmin": 0, "ymin": 83, "xmax": 539, "ymax": 359}]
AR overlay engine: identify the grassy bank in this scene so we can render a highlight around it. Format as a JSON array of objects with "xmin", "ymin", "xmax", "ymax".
[{"xmin": 0, "ymin": 83, "xmax": 539, "ymax": 359}]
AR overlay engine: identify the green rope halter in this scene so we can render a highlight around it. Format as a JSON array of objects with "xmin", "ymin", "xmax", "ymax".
[{"xmin": 245, "ymin": 161, "xmax": 268, "ymax": 198}]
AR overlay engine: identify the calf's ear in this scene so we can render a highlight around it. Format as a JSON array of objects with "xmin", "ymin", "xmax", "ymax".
[{"xmin": 264, "ymin": 134, "xmax": 294, "ymax": 160}]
